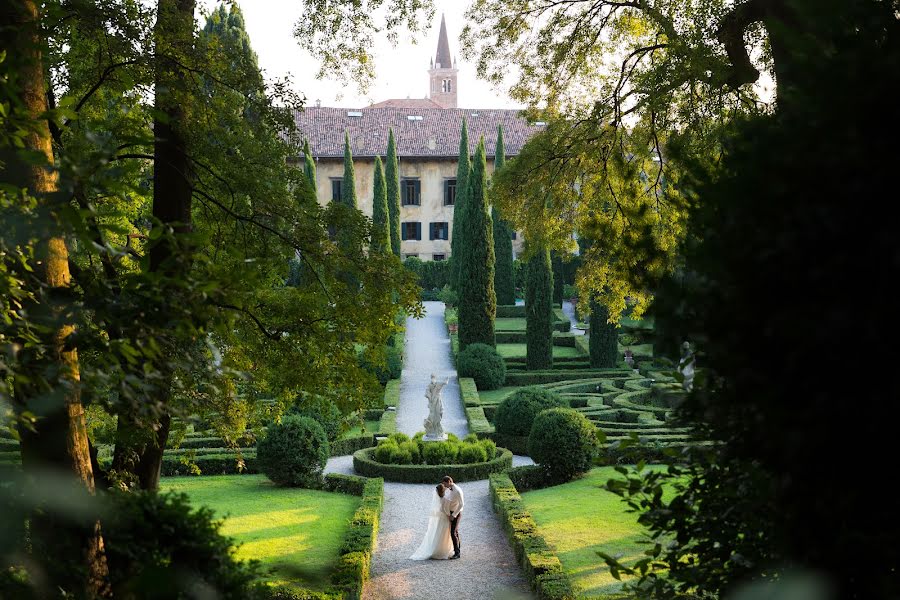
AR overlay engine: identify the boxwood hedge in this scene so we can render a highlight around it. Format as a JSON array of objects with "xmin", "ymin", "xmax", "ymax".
[{"xmin": 352, "ymin": 447, "xmax": 513, "ymax": 483}]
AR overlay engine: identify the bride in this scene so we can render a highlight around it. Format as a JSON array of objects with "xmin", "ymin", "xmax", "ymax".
[{"xmin": 409, "ymin": 484, "xmax": 454, "ymax": 560}]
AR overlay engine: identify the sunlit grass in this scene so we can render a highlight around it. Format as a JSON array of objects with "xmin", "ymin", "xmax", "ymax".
[
  {"xmin": 521, "ymin": 467, "xmax": 665, "ymax": 598},
  {"xmin": 163, "ymin": 474, "xmax": 360, "ymax": 592},
  {"xmin": 495, "ymin": 317, "xmax": 528, "ymax": 331},
  {"xmin": 342, "ymin": 420, "xmax": 380, "ymax": 437}
]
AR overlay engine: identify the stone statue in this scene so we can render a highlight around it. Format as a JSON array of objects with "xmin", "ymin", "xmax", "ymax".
[
  {"xmin": 423, "ymin": 374, "xmax": 450, "ymax": 440},
  {"xmin": 678, "ymin": 341, "xmax": 696, "ymax": 392}
]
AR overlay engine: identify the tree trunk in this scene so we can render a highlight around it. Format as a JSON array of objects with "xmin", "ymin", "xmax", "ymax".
[
  {"xmin": 111, "ymin": 0, "xmax": 195, "ymax": 491},
  {"xmin": 0, "ymin": 1, "xmax": 109, "ymax": 596}
]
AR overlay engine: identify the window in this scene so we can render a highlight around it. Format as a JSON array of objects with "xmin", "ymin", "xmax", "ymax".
[
  {"xmin": 330, "ymin": 179, "xmax": 342, "ymax": 202},
  {"xmin": 444, "ymin": 179, "xmax": 457, "ymax": 206},
  {"xmin": 511, "ymin": 231, "xmax": 517, "ymax": 240},
  {"xmin": 401, "ymin": 222, "xmax": 421, "ymax": 241},
  {"xmin": 430, "ymin": 222, "xmax": 449, "ymax": 241},
  {"xmin": 401, "ymin": 178, "xmax": 421, "ymax": 206},
  {"xmin": 433, "ymin": 254, "xmax": 446, "ymax": 261},
  {"xmin": 442, "ymin": 79, "xmax": 452, "ymax": 93}
]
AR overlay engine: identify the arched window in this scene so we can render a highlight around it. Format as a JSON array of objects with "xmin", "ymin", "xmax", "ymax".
[{"xmin": 442, "ymin": 79, "xmax": 452, "ymax": 93}]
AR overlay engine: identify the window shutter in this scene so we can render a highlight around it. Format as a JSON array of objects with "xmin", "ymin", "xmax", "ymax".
[
  {"xmin": 401, "ymin": 224, "xmax": 408, "ymax": 241},
  {"xmin": 415, "ymin": 222, "xmax": 422, "ymax": 240},
  {"xmin": 429, "ymin": 223, "xmax": 435, "ymax": 241},
  {"xmin": 401, "ymin": 181, "xmax": 408, "ymax": 205},
  {"xmin": 415, "ymin": 180, "xmax": 421, "ymax": 204}
]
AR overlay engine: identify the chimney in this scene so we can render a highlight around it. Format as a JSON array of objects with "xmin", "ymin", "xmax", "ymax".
[{"xmin": 315, "ymin": 99, "xmax": 321, "ymax": 107}]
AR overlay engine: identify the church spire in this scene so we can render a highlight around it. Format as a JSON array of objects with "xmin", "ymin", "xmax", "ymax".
[{"xmin": 435, "ymin": 14, "xmax": 452, "ymax": 69}]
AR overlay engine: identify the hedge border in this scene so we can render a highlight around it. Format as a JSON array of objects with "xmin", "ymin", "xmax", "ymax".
[
  {"xmin": 328, "ymin": 474, "xmax": 384, "ymax": 600},
  {"xmin": 489, "ymin": 473, "xmax": 576, "ymax": 600},
  {"xmin": 352, "ymin": 447, "xmax": 513, "ymax": 483},
  {"xmin": 459, "ymin": 377, "xmax": 480, "ymax": 407}
]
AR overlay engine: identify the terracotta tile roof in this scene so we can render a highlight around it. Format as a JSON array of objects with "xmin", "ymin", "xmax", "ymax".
[
  {"xmin": 292, "ymin": 106, "xmax": 545, "ymax": 159},
  {"xmin": 367, "ymin": 98, "xmax": 443, "ymax": 109}
]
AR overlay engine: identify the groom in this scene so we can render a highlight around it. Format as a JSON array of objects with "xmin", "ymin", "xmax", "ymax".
[{"xmin": 442, "ymin": 475, "xmax": 464, "ymax": 559}]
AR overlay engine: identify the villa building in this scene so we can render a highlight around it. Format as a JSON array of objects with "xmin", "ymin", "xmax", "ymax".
[{"xmin": 293, "ymin": 15, "xmax": 544, "ymax": 261}]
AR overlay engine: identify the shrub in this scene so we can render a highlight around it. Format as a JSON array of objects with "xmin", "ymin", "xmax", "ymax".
[
  {"xmin": 528, "ymin": 408, "xmax": 599, "ymax": 482},
  {"xmin": 358, "ymin": 345, "xmax": 402, "ymax": 386},
  {"xmin": 354, "ymin": 447, "xmax": 513, "ymax": 483},
  {"xmin": 457, "ymin": 343, "xmax": 506, "ymax": 390},
  {"xmin": 422, "ymin": 440, "xmax": 459, "ymax": 465},
  {"xmin": 526, "ymin": 247, "xmax": 554, "ymax": 370},
  {"xmin": 290, "ymin": 397, "xmax": 343, "ymax": 442},
  {"xmin": 257, "ymin": 415, "xmax": 329, "ymax": 487},
  {"xmin": 458, "ymin": 442, "xmax": 488, "ymax": 464},
  {"xmin": 494, "ymin": 387, "xmax": 568, "ymax": 437},
  {"xmin": 374, "ymin": 440, "xmax": 397, "ymax": 464},
  {"xmin": 103, "ymin": 490, "xmax": 265, "ymax": 599},
  {"xmin": 437, "ymin": 284, "xmax": 458, "ymax": 308}
]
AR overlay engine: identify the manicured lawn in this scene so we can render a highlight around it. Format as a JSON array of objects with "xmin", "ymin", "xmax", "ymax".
[
  {"xmin": 521, "ymin": 467, "xmax": 665, "ymax": 598},
  {"xmin": 342, "ymin": 420, "xmax": 380, "ymax": 437},
  {"xmin": 477, "ymin": 386, "xmax": 521, "ymax": 406},
  {"xmin": 496, "ymin": 343, "xmax": 582, "ymax": 359},
  {"xmin": 495, "ymin": 317, "xmax": 527, "ymax": 331},
  {"xmin": 163, "ymin": 475, "xmax": 360, "ymax": 592},
  {"xmin": 618, "ymin": 343, "xmax": 654, "ymax": 356}
]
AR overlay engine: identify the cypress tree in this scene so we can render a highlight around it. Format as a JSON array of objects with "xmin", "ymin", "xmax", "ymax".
[
  {"xmin": 492, "ymin": 125, "xmax": 516, "ymax": 305},
  {"xmin": 371, "ymin": 155, "xmax": 390, "ymax": 253},
  {"xmin": 303, "ymin": 138, "xmax": 317, "ymax": 195},
  {"xmin": 458, "ymin": 138, "xmax": 496, "ymax": 350},
  {"xmin": 552, "ymin": 252, "xmax": 565, "ymax": 307},
  {"xmin": 341, "ymin": 131, "xmax": 357, "ymax": 209},
  {"xmin": 450, "ymin": 119, "xmax": 471, "ymax": 291},
  {"xmin": 385, "ymin": 129, "xmax": 401, "ymax": 256},
  {"xmin": 589, "ymin": 301, "xmax": 619, "ymax": 368},
  {"xmin": 526, "ymin": 246, "xmax": 554, "ymax": 370}
]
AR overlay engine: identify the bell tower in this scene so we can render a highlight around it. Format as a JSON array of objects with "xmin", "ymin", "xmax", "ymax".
[{"xmin": 428, "ymin": 14, "xmax": 458, "ymax": 108}]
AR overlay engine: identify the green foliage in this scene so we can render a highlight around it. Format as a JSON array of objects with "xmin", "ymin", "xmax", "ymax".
[
  {"xmin": 458, "ymin": 138, "xmax": 497, "ymax": 349},
  {"xmin": 303, "ymin": 139, "xmax": 317, "ymax": 195},
  {"xmin": 589, "ymin": 302, "xmax": 619, "ymax": 368},
  {"xmin": 403, "ymin": 256, "xmax": 450, "ymax": 291},
  {"xmin": 525, "ymin": 246, "xmax": 554, "ymax": 370},
  {"xmin": 489, "ymin": 474, "xmax": 576, "ymax": 600},
  {"xmin": 370, "ymin": 155, "xmax": 390, "ymax": 253},
  {"xmin": 492, "ymin": 125, "xmax": 516, "ymax": 305},
  {"xmin": 494, "ymin": 387, "xmax": 567, "ymax": 437},
  {"xmin": 528, "ymin": 408, "xmax": 599, "ymax": 482},
  {"xmin": 457, "ymin": 343, "xmax": 506, "ymax": 391},
  {"xmin": 341, "ymin": 132, "xmax": 358, "ymax": 209},
  {"xmin": 450, "ymin": 119, "xmax": 471, "ymax": 292},
  {"xmin": 358, "ymin": 343, "xmax": 402, "ymax": 386},
  {"xmin": 372, "ymin": 431, "xmax": 496, "ymax": 467},
  {"xmin": 290, "ymin": 397, "xmax": 344, "ymax": 442},
  {"xmin": 437, "ymin": 284, "xmax": 458, "ymax": 308},
  {"xmin": 384, "ymin": 129, "xmax": 401, "ymax": 256},
  {"xmin": 102, "ymin": 490, "xmax": 264, "ymax": 599},
  {"xmin": 257, "ymin": 415, "xmax": 329, "ymax": 487},
  {"xmin": 353, "ymin": 447, "xmax": 513, "ymax": 483}
]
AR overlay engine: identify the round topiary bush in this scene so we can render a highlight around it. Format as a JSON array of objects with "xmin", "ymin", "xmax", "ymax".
[
  {"xmin": 290, "ymin": 397, "xmax": 343, "ymax": 442},
  {"xmin": 494, "ymin": 386, "xmax": 568, "ymax": 436},
  {"xmin": 528, "ymin": 408, "xmax": 599, "ymax": 482},
  {"xmin": 457, "ymin": 343, "xmax": 506, "ymax": 390},
  {"xmin": 257, "ymin": 415, "xmax": 329, "ymax": 487}
]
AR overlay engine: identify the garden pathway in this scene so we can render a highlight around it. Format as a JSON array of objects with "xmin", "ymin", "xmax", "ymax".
[
  {"xmin": 561, "ymin": 300, "xmax": 586, "ymax": 336},
  {"xmin": 339, "ymin": 301, "xmax": 533, "ymax": 600}
]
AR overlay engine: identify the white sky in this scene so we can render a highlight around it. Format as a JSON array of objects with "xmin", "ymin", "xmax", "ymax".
[{"xmin": 196, "ymin": 0, "xmax": 520, "ymax": 109}]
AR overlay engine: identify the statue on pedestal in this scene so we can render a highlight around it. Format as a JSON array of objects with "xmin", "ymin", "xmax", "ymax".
[
  {"xmin": 423, "ymin": 374, "xmax": 450, "ymax": 440},
  {"xmin": 678, "ymin": 341, "xmax": 696, "ymax": 392}
]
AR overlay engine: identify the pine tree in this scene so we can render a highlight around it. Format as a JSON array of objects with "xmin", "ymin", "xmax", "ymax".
[
  {"xmin": 458, "ymin": 138, "xmax": 496, "ymax": 350},
  {"xmin": 589, "ymin": 301, "xmax": 619, "ymax": 368},
  {"xmin": 371, "ymin": 155, "xmax": 390, "ymax": 253},
  {"xmin": 385, "ymin": 129, "xmax": 401, "ymax": 256},
  {"xmin": 492, "ymin": 125, "xmax": 516, "ymax": 305},
  {"xmin": 303, "ymin": 138, "xmax": 317, "ymax": 195},
  {"xmin": 342, "ymin": 131, "xmax": 357, "ymax": 209},
  {"xmin": 526, "ymin": 246, "xmax": 554, "ymax": 370},
  {"xmin": 450, "ymin": 119, "xmax": 471, "ymax": 291}
]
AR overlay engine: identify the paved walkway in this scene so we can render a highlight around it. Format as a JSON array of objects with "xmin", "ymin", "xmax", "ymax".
[
  {"xmin": 356, "ymin": 301, "xmax": 533, "ymax": 600},
  {"xmin": 561, "ymin": 300, "xmax": 586, "ymax": 336}
]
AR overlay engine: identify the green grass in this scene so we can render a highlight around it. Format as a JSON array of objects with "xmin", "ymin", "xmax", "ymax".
[
  {"xmin": 496, "ymin": 343, "xmax": 582, "ymax": 359},
  {"xmin": 521, "ymin": 467, "xmax": 665, "ymax": 598},
  {"xmin": 162, "ymin": 475, "xmax": 360, "ymax": 592},
  {"xmin": 495, "ymin": 317, "xmax": 527, "ymax": 331},
  {"xmin": 618, "ymin": 343, "xmax": 654, "ymax": 356},
  {"xmin": 620, "ymin": 316, "xmax": 654, "ymax": 330},
  {"xmin": 477, "ymin": 386, "xmax": 522, "ymax": 406},
  {"xmin": 341, "ymin": 420, "xmax": 380, "ymax": 438}
]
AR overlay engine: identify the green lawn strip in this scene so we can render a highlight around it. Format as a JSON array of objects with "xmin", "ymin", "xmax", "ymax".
[
  {"xmin": 477, "ymin": 386, "xmax": 523, "ymax": 406},
  {"xmin": 162, "ymin": 475, "xmax": 360, "ymax": 593},
  {"xmin": 497, "ymin": 343, "xmax": 582, "ymax": 359},
  {"xmin": 521, "ymin": 466, "xmax": 670, "ymax": 598},
  {"xmin": 618, "ymin": 343, "xmax": 654, "ymax": 357},
  {"xmin": 341, "ymin": 420, "xmax": 380, "ymax": 438},
  {"xmin": 496, "ymin": 317, "xmax": 528, "ymax": 331}
]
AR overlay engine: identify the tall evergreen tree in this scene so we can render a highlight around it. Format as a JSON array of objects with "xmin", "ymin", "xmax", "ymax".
[
  {"xmin": 341, "ymin": 131, "xmax": 357, "ymax": 209},
  {"xmin": 385, "ymin": 129, "xmax": 401, "ymax": 256},
  {"xmin": 552, "ymin": 251, "xmax": 565, "ymax": 307},
  {"xmin": 303, "ymin": 138, "xmax": 317, "ymax": 195},
  {"xmin": 491, "ymin": 125, "xmax": 515, "ymax": 305},
  {"xmin": 371, "ymin": 155, "xmax": 390, "ymax": 253},
  {"xmin": 450, "ymin": 119, "xmax": 471, "ymax": 291},
  {"xmin": 458, "ymin": 138, "xmax": 496, "ymax": 350},
  {"xmin": 589, "ymin": 301, "xmax": 619, "ymax": 368},
  {"xmin": 526, "ymin": 246, "xmax": 554, "ymax": 370}
]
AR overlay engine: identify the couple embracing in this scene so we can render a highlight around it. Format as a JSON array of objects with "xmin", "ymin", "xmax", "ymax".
[{"xmin": 410, "ymin": 476, "xmax": 465, "ymax": 560}]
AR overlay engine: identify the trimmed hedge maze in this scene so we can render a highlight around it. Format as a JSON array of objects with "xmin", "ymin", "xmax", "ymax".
[{"xmin": 468, "ymin": 365, "xmax": 696, "ymax": 462}]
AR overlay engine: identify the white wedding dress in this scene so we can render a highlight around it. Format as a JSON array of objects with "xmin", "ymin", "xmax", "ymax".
[{"xmin": 409, "ymin": 491, "xmax": 454, "ymax": 560}]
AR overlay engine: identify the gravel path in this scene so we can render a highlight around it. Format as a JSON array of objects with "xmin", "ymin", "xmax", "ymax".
[
  {"xmin": 561, "ymin": 300, "xmax": 586, "ymax": 336},
  {"xmin": 358, "ymin": 301, "xmax": 534, "ymax": 600}
]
